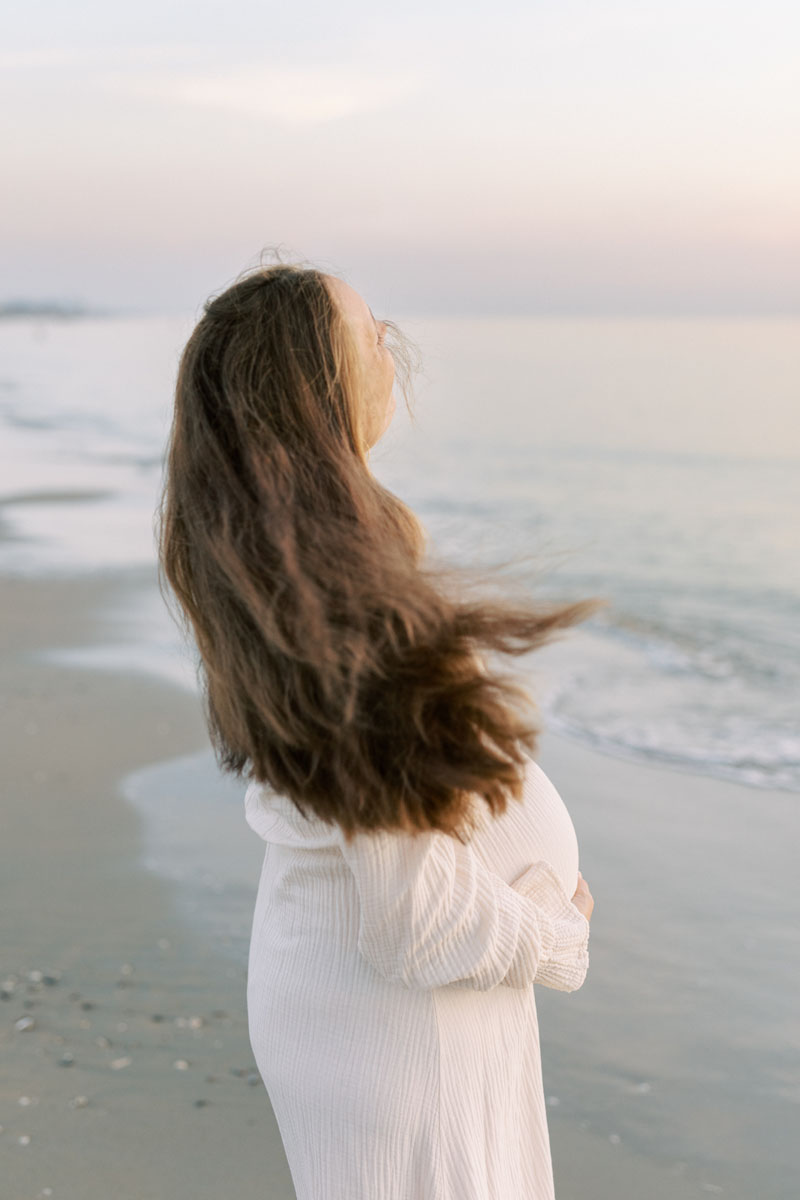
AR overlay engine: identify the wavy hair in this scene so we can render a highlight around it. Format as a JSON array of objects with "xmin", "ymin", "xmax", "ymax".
[{"xmin": 156, "ymin": 258, "xmax": 607, "ymax": 845}]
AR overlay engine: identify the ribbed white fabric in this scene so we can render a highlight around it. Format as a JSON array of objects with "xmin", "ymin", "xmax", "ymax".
[{"xmin": 245, "ymin": 753, "xmax": 590, "ymax": 1199}]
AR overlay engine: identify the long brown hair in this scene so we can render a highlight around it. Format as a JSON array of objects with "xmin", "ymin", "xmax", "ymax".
[{"xmin": 156, "ymin": 258, "xmax": 607, "ymax": 844}]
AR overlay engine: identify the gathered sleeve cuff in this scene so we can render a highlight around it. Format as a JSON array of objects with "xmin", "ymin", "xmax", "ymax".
[
  {"xmin": 504, "ymin": 859, "xmax": 590, "ymax": 993},
  {"xmin": 337, "ymin": 823, "xmax": 589, "ymax": 993}
]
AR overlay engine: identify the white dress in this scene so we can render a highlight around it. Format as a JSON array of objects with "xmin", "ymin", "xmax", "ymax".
[{"xmin": 244, "ymin": 752, "xmax": 590, "ymax": 1200}]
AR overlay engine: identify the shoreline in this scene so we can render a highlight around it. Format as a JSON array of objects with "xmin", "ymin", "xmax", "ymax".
[{"xmin": 2, "ymin": 567, "xmax": 798, "ymax": 1199}]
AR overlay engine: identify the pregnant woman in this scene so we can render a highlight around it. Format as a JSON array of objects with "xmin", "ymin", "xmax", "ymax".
[{"xmin": 157, "ymin": 258, "xmax": 600, "ymax": 1199}]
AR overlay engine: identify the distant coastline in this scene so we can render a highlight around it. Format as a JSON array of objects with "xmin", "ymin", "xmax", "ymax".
[{"xmin": 0, "ymin": 299, "xmax": 110, "ymax": 319}]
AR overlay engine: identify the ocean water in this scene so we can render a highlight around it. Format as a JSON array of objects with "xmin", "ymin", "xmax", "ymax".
[{"xmin": 1, "ymin": 312, "xmax": 797, "ymax": 792}]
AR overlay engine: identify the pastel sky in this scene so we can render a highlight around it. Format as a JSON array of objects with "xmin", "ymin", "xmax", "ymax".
[{"xmin": 2, "ymin": 1, "xmax": 798, "ymax": 314}]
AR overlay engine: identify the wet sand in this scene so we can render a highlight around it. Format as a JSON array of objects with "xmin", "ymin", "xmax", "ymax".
[
  {"xmin": 1, "ymin": 571, "xmax": 294, "ymax": 1200},
  {"xmin": 2, "ymin": 567, "xmax": 798, "ymax": 1199}
]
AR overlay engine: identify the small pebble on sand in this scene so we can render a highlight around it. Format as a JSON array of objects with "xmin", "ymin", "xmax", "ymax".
[
  {"xmin": 194, "ymin": 1099, "xmax": 209, "ymax": 1108},
  {"xmin": 59, "ymin": 1052, "xmax": 75, "ymax": 1066},
  {"xmin": 18, "ymin": 1135, "xmax": 31, "ymax": 1146},
  {"xmin": 173, "ymin": 1059, "xmax": 190, "ymax": 1070},
  {"xmin": 69, "ymin": 1095, "xmax": 89, "ymax": 1108},
  {"xmin": 15, "ymin": 1016, "xmax": 35, "ymax": 1032},
  {"xmin": 110, "ymin": 1056, "xmax": 132, "ymax": 1070}
]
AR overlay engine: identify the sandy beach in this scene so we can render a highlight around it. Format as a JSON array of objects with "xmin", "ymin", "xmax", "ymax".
[{"xmin": 2, "ymin": 564, "xmax": 798, "ymax": 1199}]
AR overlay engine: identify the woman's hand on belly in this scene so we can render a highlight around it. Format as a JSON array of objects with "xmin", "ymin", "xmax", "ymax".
[{"xmin": 571, "ymin": 870, "xmax": 594, "ymax": 923}]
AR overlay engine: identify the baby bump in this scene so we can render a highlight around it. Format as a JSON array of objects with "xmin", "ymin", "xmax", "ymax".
[{"xmin": 470, "ymin": 758, "xmax": 581, "ymax": 898}]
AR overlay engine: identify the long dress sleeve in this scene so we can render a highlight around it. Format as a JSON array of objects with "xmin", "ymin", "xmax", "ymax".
[{"xmin": 337, "ymin": 824, "xmax": 590, "ymax": 993}]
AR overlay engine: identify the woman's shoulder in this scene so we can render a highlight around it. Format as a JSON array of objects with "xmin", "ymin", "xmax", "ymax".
[{"xmin": 244, "ymin": 780, "xmax": 342, "ymax": 849}]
